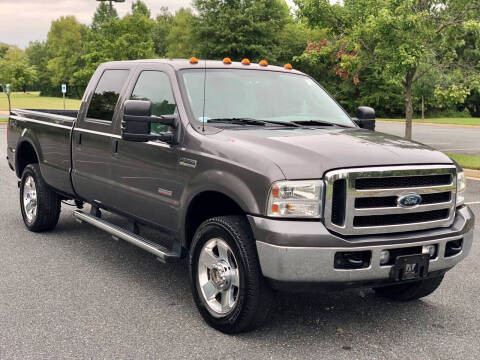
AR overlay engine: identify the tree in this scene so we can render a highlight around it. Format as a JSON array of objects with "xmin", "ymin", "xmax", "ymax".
[
  {"xmin": 166, "ymin": 8, "xmax": 198, "ymax": 58},
  {"xmin": 0, "ymin": 46, "xmax": 37, "ymax": 91},
  {"xmin": 193, "ymin": 0, "xmax": 290, "ymax": 62},
  {"xmin": 74, "ymin": 1, "xmax": 156, "ymax": 89},
  {"xmin": 296, "ymin": 0, "xmax": 480, "ymax": 139},
  {"xmin": 132, "ymin": 0, "xmax": 151, "ymax": 18},
  {"xmin": 0, "ymin": 43, "xmax": 9, "ymax": 59},
  {"xmin": 46, "ymin": 16, "xmax": 86, "ymax": 96},
  {"xmin": 152, "ymin": 7, "xmax": 174, "ymax": 57},
  {"xmin": 25, "ymin": 41, "xmax": 52, "ymax": 95},
  {"xmin": 92, "ymin": 2, "xmax": 119, "ymax": 30}
]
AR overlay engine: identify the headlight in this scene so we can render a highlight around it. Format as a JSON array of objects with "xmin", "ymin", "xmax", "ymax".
[
  {"xmin": 456, "ymin": 171, "xmax": 466, "ymax": 206},
  {"xmin": 266, "ymin": 180, "xmax": 324, "ymax": 218}
]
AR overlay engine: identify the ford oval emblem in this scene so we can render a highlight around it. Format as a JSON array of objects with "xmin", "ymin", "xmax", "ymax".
[{"xmin": 397, "ymin": 193, "xmax": 422, "ymax": 208}]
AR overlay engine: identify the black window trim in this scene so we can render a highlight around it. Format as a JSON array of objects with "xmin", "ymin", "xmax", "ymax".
[
  {"xmin": 126, "ymin": 69, "xmax": 178, "ymax": 113},
  {"xmin": 84, "ymin": 68, "xmax": 132, "ymax": 126}
]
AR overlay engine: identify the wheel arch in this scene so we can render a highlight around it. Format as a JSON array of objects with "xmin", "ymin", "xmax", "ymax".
[
  {"xmin": 183, "ymin": 190, "xmax": 250, "ymax": 251},
  {"xmin": 15, "ymin": 138, "xmax": 41, "ymax": 178}
]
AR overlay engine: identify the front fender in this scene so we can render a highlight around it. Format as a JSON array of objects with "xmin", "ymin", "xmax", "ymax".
[{"xmin": 182, "ymin": 169, "xmax": 260, "ymax": 214}]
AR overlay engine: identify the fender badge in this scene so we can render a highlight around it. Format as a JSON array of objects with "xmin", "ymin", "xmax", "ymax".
[{"xmin": 179, "ymin": 157, "xmax": 197, "ymax": 168}]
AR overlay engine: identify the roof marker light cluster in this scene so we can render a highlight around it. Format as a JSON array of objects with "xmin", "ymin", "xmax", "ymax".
[{"xmin": 188, "ymin": 57, "xmax": 293, "ymax": 70}]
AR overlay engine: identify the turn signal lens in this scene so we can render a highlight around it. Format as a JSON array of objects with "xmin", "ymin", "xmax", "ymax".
[
  {"xmin": 284, "ymin": 63, "xmax": 293, "ymax": 70},
  {"xmin": 223, "ymin": 57, "xmax": 232, "ymax": 64},
  {"xmin": 241, "ymin": 58, "xmax": 251, "ymax": 65},
  {"xmin": 272, "ymin": 186, "xmax": 280, "ymax": 198},
  {"xmin": 456, "ymin": 171, "xmax": 466, "ymax": 206},
  {"xmin": 271, "ymin": 204, "xmax": 279, "ymax": 213},
  {"xmin": 259, "ymin": 60, "xmax": 268, "ymax": 67},
  {"xmin": 189, "ymin": 57, "xmax": 199, "ymax": 64}
]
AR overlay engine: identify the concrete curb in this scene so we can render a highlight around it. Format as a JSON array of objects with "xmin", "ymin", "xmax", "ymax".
[
  {"xmin": 377, "ymin": 120, "xmax": 480, "ymax": 129},
  {"xmin": 465, "ymin": 169, "xmax": 480, "ymax": 180}
]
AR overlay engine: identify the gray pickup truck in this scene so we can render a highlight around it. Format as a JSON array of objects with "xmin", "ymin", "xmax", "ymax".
[{"xmin": 6, "ymin": 59, "xmax": 474, "ymax": 333}]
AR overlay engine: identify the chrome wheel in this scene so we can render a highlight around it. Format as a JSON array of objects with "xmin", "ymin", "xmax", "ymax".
[
  {"xmin": 23, "ymin": 176, "xmax": 37, "ymax": 223},
  {"xmin": 198, "ymin": 238, "xmax": 240, "ymax": 317}
]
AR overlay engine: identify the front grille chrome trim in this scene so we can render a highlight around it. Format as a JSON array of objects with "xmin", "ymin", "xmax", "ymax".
[{"xmin": 324, "ymin": 165, "xmax": 457, "ymax": 236}]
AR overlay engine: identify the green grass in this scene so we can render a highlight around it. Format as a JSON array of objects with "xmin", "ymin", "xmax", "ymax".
[
  {"xmin": 0, "ymin": 117, "xmax": 7, "ymax": 123},
  {"xmin": 446, "ymin": 153, "xmax": 480, "ymax": 170},
  {"xmin": 379, "ymin": 117, "xmax": 480, "ymax": 126},
  {"xmin": 0, "ymin": 92, "xmax": 81, "ymax": 111}
]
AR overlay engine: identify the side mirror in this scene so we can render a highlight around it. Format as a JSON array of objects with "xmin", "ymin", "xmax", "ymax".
[
  {"xmin": 122, "ymin": 100, "xmax": 178, "ymax": 143},
  {"xmin": 354, "ymin": 106, "xmax": 375, "ymax": 131}
]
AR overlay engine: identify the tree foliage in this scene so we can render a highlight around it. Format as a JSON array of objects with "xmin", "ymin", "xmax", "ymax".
[
  {"xmin": 3, "ymin": 0, "xmax": 478, "ymax": 123},
  {"xmin": 193, "ymin": 0, "xmax": 290, "ymax": 62},
  {"xmin": 296, "ymin": 0, "xmax": 480, "ymax": 137},
  {"xmin": 0, "ymin": 45, "xmax": 37, "ymax": 91}
]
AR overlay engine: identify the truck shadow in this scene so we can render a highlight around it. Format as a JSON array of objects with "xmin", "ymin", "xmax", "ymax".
[{"xmin": 49, "ymin": 209, "xmax": 468, "ymax": 353}]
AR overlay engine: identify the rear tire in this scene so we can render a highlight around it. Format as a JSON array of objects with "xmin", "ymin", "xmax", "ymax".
[
  {"xmin": 374, "ymin": 275, "xmax": 444, "ymax": 301},
  {"xmin": 20, "ymin": 164, "xmax": 61, "ymax": 232},
  {"xmin": 189, "ymin": 215, "xmax": 273, "ymax": 334}
]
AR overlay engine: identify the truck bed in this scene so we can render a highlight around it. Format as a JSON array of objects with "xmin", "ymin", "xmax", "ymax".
[{"xmin": 7, "ymin": 108, "xmax": 76, "ymax": 196}]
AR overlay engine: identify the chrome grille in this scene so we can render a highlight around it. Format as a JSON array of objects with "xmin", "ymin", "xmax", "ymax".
[{"xmin": 324, "ymin": 165, "xmax": 457, "ymax": 236}]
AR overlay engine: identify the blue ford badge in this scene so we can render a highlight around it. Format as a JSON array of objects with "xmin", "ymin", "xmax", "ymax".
[{"xmin": 397, "ymin": 194, "xmax": 422, "ymax": 208}]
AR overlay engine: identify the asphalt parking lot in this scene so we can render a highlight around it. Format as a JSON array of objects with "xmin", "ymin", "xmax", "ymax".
[
  {"xmin": 376, "ymin": 122, "xmax": 480, "ymax": 157},
  {"xmin": 0, "ymin": 124, "xmax": 479, "ymax": 359}
]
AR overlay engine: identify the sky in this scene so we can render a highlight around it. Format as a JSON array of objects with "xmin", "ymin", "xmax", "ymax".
[
  {"xmin": 0, "ymin": 0, "xmax": 297, "ymax": 48},
  {"xmin": 0, "ymin": 0, "xmax": 192, "ymax": 48}
]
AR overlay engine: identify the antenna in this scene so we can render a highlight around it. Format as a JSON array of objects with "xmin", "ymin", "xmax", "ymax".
[
  {"xmin": 201, "ymin": 56, "xmax": 207, "ymax": 133},
  {"xmin": 201, "ymin": 26, "xmax": 209, "ymax": 133}
]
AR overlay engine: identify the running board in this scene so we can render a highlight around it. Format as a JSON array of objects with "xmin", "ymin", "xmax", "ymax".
[{"xmin": 73, "ymin": 210, "xmax": 181, "ymax": 263}]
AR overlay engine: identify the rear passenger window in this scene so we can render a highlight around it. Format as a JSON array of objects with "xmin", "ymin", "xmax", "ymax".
[
  {"xmin": 131, "ymin": 71, "xmax": 176, "ymax": 134},
  {"xmin": 86, "ymin": 70, "xmax": 130, "ymax": 121}
]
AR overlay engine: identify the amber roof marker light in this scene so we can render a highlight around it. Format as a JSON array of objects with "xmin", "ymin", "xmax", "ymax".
[
  {"xmin": 284, "ymin": 63, "xmax": 293, "ymax": 70},
  {"xmin": 241, "ymin": 58, "xmax": 251, "ymax": 65},
  {"xmin": 189, "ymin": 57, "xmax": 199, "ymax": 64},
  {"xmin": 259, "ymin": 60, "xmax": 268, "ymax": 67},
  {"xmin": 223, "ymin": 57, "xmax": 232, "ymax": 64}
]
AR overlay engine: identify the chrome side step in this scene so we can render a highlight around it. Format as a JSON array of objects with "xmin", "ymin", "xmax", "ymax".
[{"xmin": 73, "ymin": 210, "xmax": 181, "ymax": 263}]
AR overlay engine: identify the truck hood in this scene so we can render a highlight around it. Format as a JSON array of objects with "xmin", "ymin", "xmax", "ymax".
[{"xmin": 221, "ymin": 127, "xmax": 453, "ymax": 179}]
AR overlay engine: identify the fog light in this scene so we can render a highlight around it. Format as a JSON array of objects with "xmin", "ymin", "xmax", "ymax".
[
  {"xmin": 422, "ymin": 245, "xmax": 436, "ymax": 258},
  {"xmin": 379, "ymin": 250, "xmax": 390, "ymax": 265},
  {"xmin": 334, "ymin": 251, "xmax": 371, "ymax": 269},
  {"xmin": 445, "ymin": 239, "xmax": 463, "ymax": 257}
]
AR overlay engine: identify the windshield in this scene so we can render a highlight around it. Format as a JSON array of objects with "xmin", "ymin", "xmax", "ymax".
[{"xmin": 180, "ymin": 69, "xmax": 354, "ymax": 127}]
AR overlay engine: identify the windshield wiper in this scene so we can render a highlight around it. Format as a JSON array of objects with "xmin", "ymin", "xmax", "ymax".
[
  {"xmin": 207, "ymin": 118, "xmax": 300, "ymax": 127},
  {"xmin": 292, "ymin": 120, "xmax": 352, "ymax": 128}
]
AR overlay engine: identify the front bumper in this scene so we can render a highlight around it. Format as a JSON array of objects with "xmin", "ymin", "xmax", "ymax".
[{"xmin": 248, "ymin": 206, "xmax": 474, "ymax": 286}]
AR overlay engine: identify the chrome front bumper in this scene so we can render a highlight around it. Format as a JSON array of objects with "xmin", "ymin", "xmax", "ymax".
[
  {"xmin": 250, "ymin": 206, "xmax": 474, "ymax": 284},
  {"xmin": 256, "ymin": 231, "xmax": 473, "ymax": 283}
]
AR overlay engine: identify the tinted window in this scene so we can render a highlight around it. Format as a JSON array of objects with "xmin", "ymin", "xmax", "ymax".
[
  {"xmin": 131, "ymin": 71, "xmax": 176, "ymax": 134},
  {"xmin": 87, "ymin": 70, "xmax": 130, "ymax": 121}
]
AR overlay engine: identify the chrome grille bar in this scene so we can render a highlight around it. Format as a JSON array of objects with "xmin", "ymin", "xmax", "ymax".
[{"xmin": 324, "ymin": 165, "xmax": 457, "ymax": 236}]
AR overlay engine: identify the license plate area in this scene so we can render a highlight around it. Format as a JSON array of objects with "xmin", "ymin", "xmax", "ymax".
[{"xmin": 389, "ymin": 254, "xmax": 429, "ymax": 281}]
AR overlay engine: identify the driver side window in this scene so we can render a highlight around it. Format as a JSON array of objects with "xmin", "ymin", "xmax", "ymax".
[{"xmin": 130, "ymin": 71, "xmax": 176, "ymax": 134}]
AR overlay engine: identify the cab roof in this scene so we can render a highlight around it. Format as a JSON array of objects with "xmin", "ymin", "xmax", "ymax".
[{"xmin": 101, "ymin": 58, "xmax": 304, "ymax": 75}]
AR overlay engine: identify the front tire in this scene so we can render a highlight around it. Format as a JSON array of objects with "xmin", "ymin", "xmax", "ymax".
[
  {"xmin": 374, "ymin": 275, "xmax": 444, "ymax": 301},
  {"xmin": 189, "ymin": 215, "xmax": 273, "ymax": 334},
  {"xmin": 20, "ymin": 164, "xmax": 61, "ymax": 232}
]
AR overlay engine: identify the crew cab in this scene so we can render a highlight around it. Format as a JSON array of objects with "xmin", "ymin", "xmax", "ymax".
[{"xmin": 6, "ymin": 59, "xmax": 474, "ymax": 333}]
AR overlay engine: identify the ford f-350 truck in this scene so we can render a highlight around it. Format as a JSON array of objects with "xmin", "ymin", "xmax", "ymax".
[{"xmin": 6, "ymin": 59, "xmax": 474, "ymax": 333}]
